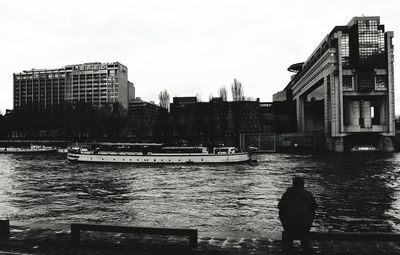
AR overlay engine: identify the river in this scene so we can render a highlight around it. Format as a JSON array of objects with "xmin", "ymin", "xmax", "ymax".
[{"xmin": 0, "ymin": 152, "xmax": 399, "ymax": 237}]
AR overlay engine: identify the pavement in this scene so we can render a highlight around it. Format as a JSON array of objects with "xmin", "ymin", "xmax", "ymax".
[
  {"xmin": 1, "ymin": 223, "xmax": 400, "ymax": 255},
  {"xmin": 0, "ymin": 223, "xmax": 270, "ymax": 255}
]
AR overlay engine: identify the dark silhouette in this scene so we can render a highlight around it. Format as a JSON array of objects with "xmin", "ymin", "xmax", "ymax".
[{"xmin": 278, "ymin": 176, "xmax": 317, "ymax": 249}]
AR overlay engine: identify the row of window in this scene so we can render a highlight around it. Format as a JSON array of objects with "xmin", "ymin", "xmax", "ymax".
[
  {"xmin": 14, "ymin": 83, "xmax": 66, "ymax": 88},
  {"xmin": 357, "ymin": 23, "xmax": 385, "ymax": 61},
  {"xmin": 15, "ymin": 92, "xmax": 63, "ymax": 96},
  {"xmin": 70, "ymin": 87, "xmax": 119, "ymax": 92},
  {"xmin": 15, "ymin": 93, "xmax": 64, "ymax": 97},
  {"xmin": 358, "ymin": 20, "xmax": 378, "ymax": 32},
  {"xmin": 66, "ymin": 99, "xmax": 117, "ymax": 103},
  {"xmin": 341, "ymin": 22, "xmax": 386, "ymax": 67},
  {"xmin": 342, "ymin": 75, "xmax": 387, "ymax": 91},
  {"xmin": 15, "ymin": 73, "xmax": 66, "ymax": 80},
  {"xmin": 69, "ymin": 79, "xmax": 117, "ymax": 83},
  {"xmin": 68, "ymin": 88, "xmax": 117, "ymax": 91},
  {"xmin": 15, "ymin": 72, "xmax": 119, "ymax": 80},
  {"xmin": 68, "ymin": 96, "xmax": 115, "ymax": 100},
  {"xmin": 341, "ymin": 33, "xmax": 350, "ymax": 66},
  {"xmin": 71, "ymin": 80, "xmax": 118, "ymax": 85},
  {"xmin": 67, "ymin": 91, "xmax": 118, "ymax": 95},
  {"xmin": 15, "ymin": 100, "xmax": 61, "ymax": 104},
  {"xmin": 69, "ymin": 85, "xmax": 118, "ymax": 89},
  {"xmin": 15, "ymin": 88, "xmax": 61, "ymax": 92},
  {"xmin": 15, "ymin": 83, "xmax": 63, "ymax": 86}
]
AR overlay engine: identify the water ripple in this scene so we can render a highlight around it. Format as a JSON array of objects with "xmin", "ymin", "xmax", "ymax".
[{"xmin": 0, "ymin": 152, "xmax": 399, "ymax": 236}]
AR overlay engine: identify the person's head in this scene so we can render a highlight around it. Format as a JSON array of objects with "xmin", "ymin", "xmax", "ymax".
[{"xmin": 292, "ymin": 176, "xmax": 304, "ymax": 189}]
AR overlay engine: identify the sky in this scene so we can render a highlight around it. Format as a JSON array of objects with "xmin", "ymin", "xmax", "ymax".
[{"xmin": 0, "ymin": 0, "xmax": 399, "ymax": 114}]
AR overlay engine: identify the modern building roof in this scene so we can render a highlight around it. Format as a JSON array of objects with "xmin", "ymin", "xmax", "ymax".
[{"xmin": 284, "ymin": 16, "xmax": 388, "ymax": 91}]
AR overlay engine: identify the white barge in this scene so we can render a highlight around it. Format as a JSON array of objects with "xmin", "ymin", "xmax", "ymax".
[
  {"xmin": 0, "ymin": 145, "xmax": 57, "ymax": 153},
  {"xmin": 67, "ymin": 143, "xmax": 250, "ymax": 164}
]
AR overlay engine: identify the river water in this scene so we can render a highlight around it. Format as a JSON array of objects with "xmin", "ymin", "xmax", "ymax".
[{"xmin": 0, "ymin": 152, "xmax": 399, "ymax": 237}]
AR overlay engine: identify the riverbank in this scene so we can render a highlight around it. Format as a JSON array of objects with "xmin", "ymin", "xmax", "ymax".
[{"xmin": 1, "ymin": 223, "xmax": 400, "ymax": 255}]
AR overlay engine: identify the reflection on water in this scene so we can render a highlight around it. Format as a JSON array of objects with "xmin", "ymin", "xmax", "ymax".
[{"xmin": 0, "ymin": 152, "xmax": 399, "ymax": 236}]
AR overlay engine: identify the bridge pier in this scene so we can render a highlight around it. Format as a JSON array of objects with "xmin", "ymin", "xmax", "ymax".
[
  {"xmin": 327, "ymin": 135, "xmax": 394, "ymax": 152},
  {"xmin": 326, "ymin": 137, "xmax": 344, "ymax": 152},
  {"xmin": 380, "ymin": 136, "xmax": 395, "ymax": 152}
]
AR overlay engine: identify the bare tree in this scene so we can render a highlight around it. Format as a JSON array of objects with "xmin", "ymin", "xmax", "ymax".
[
  {"xmin": 196, "ymin": 93, "xmax": 202, "ymax": 102},
  {"xmin": 218, "ymin": 86, "xmax": 227, "ymax": 101},
  {"xmin": 158, "ymin": 89, "xmax": 170, "ymax": 110},
  {"xmin": 231, "ymin": 79, "xmax": 244, "ymax": 101}
]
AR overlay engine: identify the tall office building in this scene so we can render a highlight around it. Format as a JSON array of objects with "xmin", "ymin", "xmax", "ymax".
[
  {"xmin": 13, "ymin": 62, "xmax": 134, "ymax": 110},
  {"xmin": 274, "ymin": 16, "xmax": 395, "ymax": 151}
]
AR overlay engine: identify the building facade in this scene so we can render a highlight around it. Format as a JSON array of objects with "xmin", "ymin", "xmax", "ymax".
[
  {"xmin": 170, "ymin": 97, "xmax": 262, "ymax": 147},
  {"xmin": 128, "ymin": 98, "xmax": 167, "ymax": 141},
  {"xmin": 275, "ymin": 16, "xmax": 395, "ymax": 152},
  {"xmin": 13, "ymin": 62, "xmax": 134, "ymax": 110},
  {"xmin": 170, "ymin": 97, "xmax": 209, "ymax": 145}
]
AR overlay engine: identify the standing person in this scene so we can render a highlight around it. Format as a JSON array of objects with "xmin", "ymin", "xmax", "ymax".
[{"xmin": 278, "ymin": 176, "xmax": 317, "ymax": 249}]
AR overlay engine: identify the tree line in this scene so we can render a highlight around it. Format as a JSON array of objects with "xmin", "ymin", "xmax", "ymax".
[
  {"xmin": 1, "ymin": 102, "xmax": 127, "ymax": 140},
  {"xmin": 159, "ymin": 78, "xmax": 246, "ymax": 111},
  {"xmin": 0, "ymin": 79, "xmax": 247, "ymax": 140}
]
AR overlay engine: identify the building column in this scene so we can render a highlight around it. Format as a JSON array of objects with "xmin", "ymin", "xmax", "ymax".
[
  {"xmin": 296, "ymin": 97, "xmax": 305, "ymax": 132},
  {"xmin": 345, "ymin": 100, "xmax": 360, "ymax": 126},
  {"xmin": 324, "ymin": 76, "xmax": 330, "ymax": 135},
  {"xmin": 386, "ymin": 31, "xmax": 395, "ymax": 135},
  {"xmin": 360, "ymin": 100, "xmax": 372, "ymax": 128}
]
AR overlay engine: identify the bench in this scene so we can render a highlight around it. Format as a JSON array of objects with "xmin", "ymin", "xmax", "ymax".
[
  {"xmin": 71, "ymin": 223, "xmax": 198, "ymax": 248},
  {"xmin": 282, "ymin": 231, "xmax": 400, "ymax": 247}
]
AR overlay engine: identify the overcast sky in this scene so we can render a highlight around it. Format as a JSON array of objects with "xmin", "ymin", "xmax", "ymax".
[{"xmin": 0, "ymin": 0, "xmax": 399, "ymax": 114}]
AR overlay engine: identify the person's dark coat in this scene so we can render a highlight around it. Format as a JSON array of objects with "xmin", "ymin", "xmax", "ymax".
[{"xmin": 278, "ymin": 186, "xmax": 317, "ymax": 233}]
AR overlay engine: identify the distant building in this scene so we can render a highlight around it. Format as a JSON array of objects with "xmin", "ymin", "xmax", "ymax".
[
  {"xmin": 128, "ymin": 98, "xmax": 167, "ymax": 140},
  {"xmin": 274, "ymin": 16, "xmax": 395, "ymax": 151},
  {"xmin": 170, "ymin": 96, "xmax": 261, "ymax": 147},
  {"xmin": 128, "ymin": 81, "xmax": 135, "ymax": 103},
  {"xmin": 172, "ymin": 96, "xmax": 198, "ymax": 105},
  {"xmin": 260, "ymin": 102, "xmax": 274, "ymax": 133},
  {"xmin": 170, "ymin": 96, "xmax": 209, "ymax": 144},
  {"xmin": 13, "ymin": 62, "xmax": 134, "ymax": 110},
  {"xmin": 272, "ymin": 90, "xmax": 288, "ymax": 102}
]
